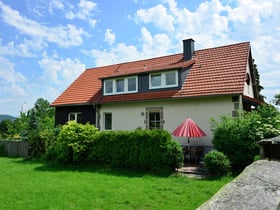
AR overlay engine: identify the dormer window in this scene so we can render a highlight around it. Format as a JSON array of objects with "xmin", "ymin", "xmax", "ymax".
[
  {"xmin": 149, "ymin": 70, "xmax": 178, "ymax": 89},
  {"xmin": 104, "ymin": 76, "xmax": 138, "ymax": 95}
]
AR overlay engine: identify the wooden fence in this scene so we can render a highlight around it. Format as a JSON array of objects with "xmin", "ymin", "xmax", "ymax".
[{"xmin": 0, "ymin": 140, "xmax": 30, "ymax": 157}]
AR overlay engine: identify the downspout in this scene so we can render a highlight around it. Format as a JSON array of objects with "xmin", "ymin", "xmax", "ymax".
[
  {"xmin": 239, "ymin": 94, "xmax": 243, "ymax": 112},
  {"xmin": 94, "ymin": 104, "xmax": 101, "ymax": 130}
]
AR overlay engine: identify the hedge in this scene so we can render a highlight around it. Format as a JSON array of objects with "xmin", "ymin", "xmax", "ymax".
[{"xmin": 54, "ymin": 122, "xmax": 183, "ymax": 172}]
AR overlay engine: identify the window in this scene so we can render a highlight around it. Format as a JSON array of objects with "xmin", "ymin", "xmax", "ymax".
[
  {"xmin": 127, "ymin": 77, "xmax": 137, "ymax": 91},
  {"xmin": 104, "ymin": 113, "xmax": 112, "ymax": 130},
  {"xmin": 166, "ymin": 72, "xmax": 176, "ymax": 86},
  {"xmin": 151, "ymin": 74, "xmax": 161, "ymax": 87},
  {"xmin": 104, "ymin": 76, "xmax": 138, "ymax": 95},
  {"xmin": 149, "ymin": 71, "xmax": 178, "ymax": 89},
  {"xmin": 68, "ymin": 112, "xmax": 82, "ymax": 123},
  {"xmin": 116, "ymin": 79, "xmax": 124, "ymax": 92},
  {"xmin": 145, "ymin": 107, "xmax": 164, "ymax": 129},
  {"xmin": 149, "ymin": 112, "xmax": 161, "ymax": 129},
  {"xmin": 104, "ymin": 80, "xmax": 113, "ymax": 94}
]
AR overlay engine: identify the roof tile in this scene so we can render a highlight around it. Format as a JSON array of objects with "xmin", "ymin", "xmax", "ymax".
[{"xmin": 51, "ymin": 42, "xmax": 251, "ymax": 106}]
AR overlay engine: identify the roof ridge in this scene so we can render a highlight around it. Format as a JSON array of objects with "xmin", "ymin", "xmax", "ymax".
[{"xmin": 195, "ymin": 41, "xmax": 250, "ymax": 53}]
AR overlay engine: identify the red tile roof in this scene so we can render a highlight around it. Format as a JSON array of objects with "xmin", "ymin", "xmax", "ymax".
[
  {"xmin": 51, "ymin": 42, "xmax": 251, "ymax": 106},
  {"xmin": 175, "ymin": 42, "xmax": 249, "ymax": 98}
]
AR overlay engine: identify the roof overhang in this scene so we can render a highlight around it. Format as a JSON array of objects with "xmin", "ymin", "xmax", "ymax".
[
  {"xmin": 258, "ymin": 136, "xmax": 280, "ymax": 145},
  {"xmin": 242, "ymin": 95, "xmax": 263, "ymax": 106},
  {"xmin": 51, "ymin": 102, "xmax": 95, "ymax": 108}
]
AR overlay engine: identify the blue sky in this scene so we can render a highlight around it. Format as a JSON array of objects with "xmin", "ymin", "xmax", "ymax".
[{"xmin": 0, "ymin": 0, "xmax": 279, "ymax": 116}]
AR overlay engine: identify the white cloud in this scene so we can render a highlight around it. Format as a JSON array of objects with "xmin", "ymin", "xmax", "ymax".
[
  {"xmin": 0, "ymin": 1, "xmax": 87, "ymax": 47},
  {"xmin": 88, "ymin": 27, "xmax": 171, "ymax": 66},
  {"xmin": 89, "ymin": 19, "xmax": 97, "ymax": 28},
  {"xmin": 0, "ymin": 38, "xmax": 47, "ymax": 57},
  {"xmin": 48, "ymin": 0, "xmax": 64, "ymax": 14},
  {"xmin": 135, "ymin": 4, "xmax": 174, "ymax": 32},
  {"xmin": 0, "ymin": 57, "xmax": 27, "ymax": 97},
  {"xmin": 93, "ymin": 0, "xmax": 280, "ymax": 102},
  {"xmin": 65, "ymin": 0, "xmax": 98, "ymax": 28},
  {"xmin": 141, "ymin": 27, "xmax": 172, "ymax": 56},
  {"xmin": 104, "ymin": 29, "xmax": 116, "ymax": 45},
  {"xmin": 38, "ymin": 52, "xmax": 85, "ymax": 88},
  {"xmin": 90, "ymin": 44, "xmax": 139, "ymax": 67}
]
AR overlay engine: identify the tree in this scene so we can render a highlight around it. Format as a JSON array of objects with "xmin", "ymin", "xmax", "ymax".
[
  {"xmin": 0, "ymin": 119, "xmax": 13, "ymax": 138},
  {"xmin": 211, "ymin": 104, "xmax": 280, "ymax": 172},
  {"xmin": 273, "ymin": 94, "xmax": 280, "ymax": 105},
  {"xmin": 252, "ymin": 59, "xmax": 265, "ymax": 101},
  {"xmin": 26, "ymin": 98, "xmax": 55, "ymax": 157},
  {"xmin": 6, "ymin": 112, "xmax": 29, "ymax": 140}
]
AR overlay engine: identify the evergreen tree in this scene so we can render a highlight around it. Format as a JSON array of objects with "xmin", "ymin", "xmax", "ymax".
[
  {"xmin": 274, "ymin": 94, "xmax": 280, "ymax": 106},
  {"xmin": 252, "ymin": 59, "xmax": 265, "ymax": 101}
]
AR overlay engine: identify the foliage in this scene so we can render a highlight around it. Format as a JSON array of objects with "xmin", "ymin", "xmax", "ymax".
[
  {"xmin": 26, "ymin": 98, "xmax": 56, "ymax": 157},
  {"xmin": 252, "ymin": 59, "xmax": 265, "ymax": 102},
  {"xmin": 1, "ymin": 98, "xmax": 56, "ymax": 158},
  {"xmin": 211, "ymin": 104, "xmax": 280, "ymax": 172},
  {"xmin": 203, "ymin": 150, "xmax": 231, "ymax": 177},
  {"xmin": 3, "ymin": 112, "xmax": 29, "ymax": 140},
  {"xmin": 256, "ymin": 104, "xmax": 280, "ymax": 138},
  {"xmin": 89, "ymin": 129, "xmax": 183, "ymax": 172},
  {"xmin": 273, "ymin": 93, "xmax": 280, "ymax": 106},
  {"xmin": 55, "ymin": 121, "xmax": 99, "ymax": 162},
  {"xmin": 0, "ymin": 144, "xmax": 6, "ymax": 156},
  {"xmin": 0, "ymin": 119, "xmax": 13, "ymax": 139},
  {"xmin": 53, "ymin": 123, "xmax": 183, "ymax": 172}
]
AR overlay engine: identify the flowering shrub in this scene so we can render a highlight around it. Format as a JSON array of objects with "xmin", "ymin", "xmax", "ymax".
[{"xmin": 203, "ymin": 150, "xmax": 231, "ymax": 177}]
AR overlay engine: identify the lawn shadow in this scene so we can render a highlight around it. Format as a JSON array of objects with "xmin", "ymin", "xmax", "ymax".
[{"xmin": 15, "ymin": 158, "xmax": 172, "ymax": 178}]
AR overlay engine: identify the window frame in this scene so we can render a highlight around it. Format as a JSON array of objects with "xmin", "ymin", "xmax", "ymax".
[
  {"xmin": 145, "ymin": 107, "xmax": 164, "ymax": 130},
  {"xmin": 104, "ymin": 112, "xmax": 112, "ymax": 130},
  {"xmin": 104, "ymin": 76, "xmax": 138, "ymax": 95},
  {"xmin": 149, "ymin": 70, "xmax": 178, "ymax": 89},
  {"xmin": 68, "ymin": 112, "xmax": 82, "ymax": 123}
]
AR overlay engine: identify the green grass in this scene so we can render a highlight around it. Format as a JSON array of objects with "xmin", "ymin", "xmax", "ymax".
[{"xmin": 0, "ymin": 157, "xmax": 233, "ymax": 210}]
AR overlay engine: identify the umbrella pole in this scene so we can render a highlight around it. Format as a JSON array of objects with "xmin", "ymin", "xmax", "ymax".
[{"xmin": 187, "ymin": 137, "xmax": 190, "ymax": 163}]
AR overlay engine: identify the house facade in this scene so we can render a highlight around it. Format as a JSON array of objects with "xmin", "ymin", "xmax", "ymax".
[{"xmin": 51, "ymin": 39, "xmax": 262, "ymax": 147}]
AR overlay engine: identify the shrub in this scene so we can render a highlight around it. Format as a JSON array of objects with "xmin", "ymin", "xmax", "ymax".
[
  {"xmin": 203, "ymin": 150, "xmax": 231, "ymax": 177},
  {"xmin": 55, "ymin": 121, "xmax": 99, "ymax": 162},
  {"xmin": 211, "ymin": 112, "xmax": 261, "ymax": 171},
  {"xmin": 89, "ymin": 129, "xmax": 183, "ymax": 172},
  {"xmin": 211, "ymin": 104, "xmax": 280, "ymax": 172},
  {"xmin": 0, "ymin": 143, "xmax": 7, "ymax": 157},
  {"xmin": 52, "ymin": 124, "xmax": 183, "ymax": 172}
]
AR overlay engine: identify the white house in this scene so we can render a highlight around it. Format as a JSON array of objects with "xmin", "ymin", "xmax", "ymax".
[{"xmin": 51, "ymin": 39, "xmax": 262, "ymax": 148}]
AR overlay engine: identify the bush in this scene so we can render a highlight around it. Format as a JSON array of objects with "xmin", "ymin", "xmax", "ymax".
[
  {"xmin": 55, "ymin": 121, "xmax": 99, "ymax": 162},
  {"xmin": 203, "ymin": 150, "xmax": 231, "ymax": 177},
  {"xmin": 89, "ymin": 129, "xmax": 183, "ymax": 172},
  {"xmin": 0, "ymin": 143, "xmax": 7, "ymax": 157},
  {"xmin": 211, "ymin": 112, "xmax": 261, "ymax": 171},
  {"xmin": 211, "ymin": 104, "xmax": 280, "ymax": 172},
  {"xmin": 52, "ymin": 124, "xmax": 183, "ymax": 172}
]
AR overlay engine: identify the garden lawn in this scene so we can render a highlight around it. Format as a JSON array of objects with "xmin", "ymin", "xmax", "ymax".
[{"xmin": 0, "ymin": 157, "xmax": 233, "ymax": 210}]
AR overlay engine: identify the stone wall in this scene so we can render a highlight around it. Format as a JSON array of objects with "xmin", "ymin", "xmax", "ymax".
[{"xmin": 197, "ymin": 160, "xmax": 280, "ymax": 210}]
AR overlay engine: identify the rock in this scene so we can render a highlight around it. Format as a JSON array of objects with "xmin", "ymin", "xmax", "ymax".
[{"xmin": 197, "ymin": 160, "xmax": 280, "ymax": 210}]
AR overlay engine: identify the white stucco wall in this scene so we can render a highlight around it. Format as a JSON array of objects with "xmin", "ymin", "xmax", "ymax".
[
  {"xmin": 99, "ymin": 95, "xmax": 235, "ymax": 147},
  {"xmin": 243, "ymin": 62, "xmax": 255, "ymax": 98}
]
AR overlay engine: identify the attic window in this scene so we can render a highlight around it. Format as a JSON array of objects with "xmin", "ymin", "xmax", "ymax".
[
  {"xmin": 104, "ymin": 76, "xmax": 138, "ymax": 95},
  {"xmin": 149, "ymin": 71, "xmax": 178, "ymax": 89},
  {"xmin": 246, "ymin": 73, "xmax": 250, "ymax": 85}
]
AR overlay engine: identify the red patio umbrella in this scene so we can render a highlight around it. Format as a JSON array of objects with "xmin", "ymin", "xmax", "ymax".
[{"xmin": 172, "ymin": 117, "xmax": 206, "ymax": 149}]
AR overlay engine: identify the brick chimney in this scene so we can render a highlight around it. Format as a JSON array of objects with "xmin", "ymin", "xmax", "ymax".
[{"xmin": 183, "ymin": 38, "xmax": 195, "ymax": 61}]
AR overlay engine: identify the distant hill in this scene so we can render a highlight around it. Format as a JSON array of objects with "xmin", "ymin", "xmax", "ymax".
[{"xmin": 0, "ymin": 114, "xmax": 17, "ymax": 123}]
